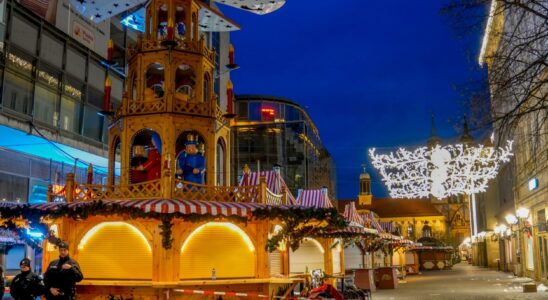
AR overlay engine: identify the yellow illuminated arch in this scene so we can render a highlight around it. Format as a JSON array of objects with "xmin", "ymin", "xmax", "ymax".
[
  {"xmin": 180, "ymin": 222, "xmax": 256, "ymax": 279},
  {"xmin": 77, "ymin": 222, "xmax": 152, "ymax": 279},
  {"xmin": 290, "ymin": 238, "xmax": 325, "ymax": 274}
]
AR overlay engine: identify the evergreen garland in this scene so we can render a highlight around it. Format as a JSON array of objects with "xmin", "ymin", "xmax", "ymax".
[{"xmin": 0, "ymin": 201, "xmax": 349, "ymax": 251}]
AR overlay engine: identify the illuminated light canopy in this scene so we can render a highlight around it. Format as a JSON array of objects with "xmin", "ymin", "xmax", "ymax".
[
  {"xmin": 78, "ymin": 222, "xmax": 151, "ymax": 252},
  {"xmin": 369, "ymin": 141, "xmax": 513, "ymax": 199},
  {"xmin": 181, "ymin": 222, "xmax": 255, "ymax": 252},
  {"xmin": 505, "ymin": 214, "xmax": 518, "ymax": 225},
  {"xmin": 516, "ymin": 207, "xmax": 530, "ymax": 219}
]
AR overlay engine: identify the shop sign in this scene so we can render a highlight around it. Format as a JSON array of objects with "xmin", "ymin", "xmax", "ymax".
[{"xmin": 528, "ymin": 178, "xmax": 539, "ymax": 191}]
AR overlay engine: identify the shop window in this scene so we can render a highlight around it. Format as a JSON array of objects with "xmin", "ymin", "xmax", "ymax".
[
  {"xmin": 88, "ymin": 61, "xmax": 106, "ymax": 91},
  {"xmin": 87, "ymin": 86, "xmax": 104, "ymax": 109},
  {"xmin": 82, "ymin": 105, "xmax": 103, "ymax": 141},
  {"xmin": 29, "ymin": 178, "xmax": 49, "ymax": 204},
  {"xmin": 60, "ymin": 95, "xmax": 81, "ymax": 133},
  {"xmin": 0, "ymin": 172, "xmax": 28, "ymax": 202},
  {"xmin": 248, "ymin": 102, "xmax": 261, "ymax": 121},
  {"xmin": 111, "ymin": 75, "xmax": 124, "ymax": 102},
  {"xmin": 11, "ymin": 15, "xmax": 38, "ymax": 54},
  {"xmin": 40, "ymin": 32, "xmax": 63, "ymax": 68},
  {"xmin": 3, "ymin": 71, "xmax": 33, "ymax": 115},
  {"xmin": 34, "ymin": 84, "xmax": 59, "ymax": 126},
  {"xmin": 66, "ymin": 47, "xmax": 86, "ymax": 81}
]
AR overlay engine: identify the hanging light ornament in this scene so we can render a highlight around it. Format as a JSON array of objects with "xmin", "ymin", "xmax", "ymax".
[{"xmin": 369, "ymin": 141, "xmax": 513, "ymax": 199}]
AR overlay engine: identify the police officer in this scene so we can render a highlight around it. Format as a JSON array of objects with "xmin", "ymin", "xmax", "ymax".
[
  {"xmin": 10, "ymin": 258, "xmax": 44, "ymax": 300},
  {"xmin": 43, "ymin": 242, "xmax": 83, "ymax": 300}
]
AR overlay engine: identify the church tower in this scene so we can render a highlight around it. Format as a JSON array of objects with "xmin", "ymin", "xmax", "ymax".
[
  {"xmin": 358, "ymin": 164, "xmax": 372, "ymax": 206},
  {"xmin": 106, "ymin": 0, "xmax": 237, "ymax": 196}
]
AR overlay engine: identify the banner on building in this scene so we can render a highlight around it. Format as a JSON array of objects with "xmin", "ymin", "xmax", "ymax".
[{"xmin": 17, "ymin": 0, "xmax": 109, "ymax": 57}]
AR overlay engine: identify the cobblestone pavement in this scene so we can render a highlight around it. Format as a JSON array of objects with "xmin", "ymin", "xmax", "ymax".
[{"xmin": 372, "ymin": 263, "xmax": 547, "ymax": 300}]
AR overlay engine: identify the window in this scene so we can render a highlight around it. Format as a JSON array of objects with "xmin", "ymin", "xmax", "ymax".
[
  {"xmin": 87, "ymin": 86, "xmax": 104, "ymax": 109},
  {"xmin": 216, "ymin": 139, "xmax": 226, "ymax": 186},
  {"xmin": 526, "ymin": 235, "xmax": 534, "ymax": 270},
  {"xmin": 40, "ymin": 32, "xmax": 64, "ymax": 68},
  {"xmin": 88, "ymin": 61, "xmax": 105, "ymax": 90},
  {"xmin": 111, "ymin": 75, "xmax": 124, "ymax": 102},
  {"xmin": 82, "ymin": 105, "xmax": 103, "ymax": 141},
  {"xmin": 3, "ymin": 71, "xmax": 33, "ymax": 115},
  {"xmin": 248, "ymin": 102, "xmax": 261, "ymax": 121},
  {"xmin": 0, "ymin": 172, "xmax": 28, "ymax": 202},
  {"xmin": 11, "ymin": 15, "xmax": 38, "ymax": 54},
  {"xmin": 66, "ymin": 47, "xmax": 86, "ymax": 81},
  {"xmin": 29, "ymin": 178, "xmax": 49, "ymax": 204},
  {"xmin": 34, "ymin": 84, "xmax": 59, "ymax": 126},
  {"xmin": 237, "ymin": 102, "xmax": 248, "ymax": 120},
  {"xmin": 60, "ymin": 96, "xmax": 81, "ymax": 133}
]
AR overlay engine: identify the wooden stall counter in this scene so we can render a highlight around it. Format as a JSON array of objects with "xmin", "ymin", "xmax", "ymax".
[
  {"xmin": 346, "ymin": 269, "xmax": 376, "ymax": 292},
  {"xmin": 374, "ymin": 267, "xmax": 398, "ymax": 289}
]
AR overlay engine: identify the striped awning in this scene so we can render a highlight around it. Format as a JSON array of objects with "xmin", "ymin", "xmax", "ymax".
[
  {"xmin": 239, "ymin": 170, "xmax": 297, "ymax": 204},
  {"xmin": 361, "ymin": 212, "xmax": 384, "ymax": 233},
  {"xmin": 329, "ymin": 225, "xmax": 377, "ymax": 236},
  {"xmin": 296, "ymin": 189, "xmax": 333, "ymax": 208},
  {"xmin": 343, "ymin": 202, "xmax": 364, "ymax": 225},
  {"xmin": 2, "ymin": 199, "xmax": 280, "ymax": 218},
  {"xmin": 380, "ymin": 221, "xmax": 394, "ymax": 233}
]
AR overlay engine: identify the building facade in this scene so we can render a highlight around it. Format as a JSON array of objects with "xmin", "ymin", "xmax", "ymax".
[
  {"xmin": 232, "ymin": 95, "xmax": 336, "ymax": 197},
  {"xmin": 480, "ymin": 0, "xmax": 548, "ymax": 281}
]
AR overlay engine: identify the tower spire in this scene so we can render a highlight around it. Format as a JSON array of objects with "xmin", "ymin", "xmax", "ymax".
[
  {"xmin": 460, "ymin": 114, "xmax": 474, "ymax": 145},
  {"xmin": 427, "ymin": 113, "xmax": 441, "ymax": 148}
]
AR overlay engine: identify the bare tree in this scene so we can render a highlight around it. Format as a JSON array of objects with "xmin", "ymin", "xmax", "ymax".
[{"xmin": 443, "ymin": 0, "xmax": 548, "ymax": 146}]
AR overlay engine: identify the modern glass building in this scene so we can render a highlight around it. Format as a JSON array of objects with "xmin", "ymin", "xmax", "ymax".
[{"xmin": 232, "ymin": 95, "xmax": 336, "ymax": 198}]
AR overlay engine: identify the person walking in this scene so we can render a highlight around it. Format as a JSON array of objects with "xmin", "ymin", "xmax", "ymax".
[
  {"xmin": 43, "ymin": 242, "xmax": 83, "ymax": 300},
  {"xmin": 10, "ymin": 258, "xmax": 44, "ymax": 300}
]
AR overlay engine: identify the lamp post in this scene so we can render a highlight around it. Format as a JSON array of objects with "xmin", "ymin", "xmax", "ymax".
[{"xmin": 506, "ymin": 207, "xmax": 530, "ymax": 277}]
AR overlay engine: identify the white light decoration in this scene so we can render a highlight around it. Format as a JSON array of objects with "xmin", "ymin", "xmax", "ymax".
[
  {"xmin": 505, "ymin": 214, "xmax": 518, "ymax": 225},
  {"xmin": 516, "ymin": 207, "xmax": 530, "ymax": 219},
  {"xmin": 369, "ymin": 141, "xmax": 513, "ymax": 199}
]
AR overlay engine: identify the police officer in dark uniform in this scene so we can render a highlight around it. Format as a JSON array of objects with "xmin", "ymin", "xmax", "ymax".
[
  {"xmin": 43, "ymin": 242, "xmax": 83, "ymax": 300},
  {"xmin": 10, "ymin": 258, "xmax": 44, "ymax": 300}
]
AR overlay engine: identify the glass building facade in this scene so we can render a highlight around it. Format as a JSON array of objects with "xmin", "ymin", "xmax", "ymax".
[{"xmin": 232, "ymin": 95, "xmax": 336, "ymax": 197}]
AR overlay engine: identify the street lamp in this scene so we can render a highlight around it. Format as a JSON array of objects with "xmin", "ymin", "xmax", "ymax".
[
  {"xmin": 505, "ymin": 214, "xmax": 518, "ymax": 225},
  {"xmin": 516, "ymin": 207, "xmax": 530, "ymax": 219}
]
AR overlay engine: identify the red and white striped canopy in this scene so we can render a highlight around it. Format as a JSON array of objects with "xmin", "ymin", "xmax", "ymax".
[
  {"xmin": 296, "ymin": 189, "xmax": 333, "ymax": 208},
  {"xmin": 5, "ymin": 199, "xmax": 276, "ymax": 218},
  {"xmin": 343, "ymin": 202, "xmax": 364, "ymax": 226},
  {"xmin": 380, "ymin": 221, "xmax": 394, "ymax": 233},
  {"xmin": 361, "ymin": 212, "xmax": 384, "ymax": 233},
  {"xmin": 239, "ymin": 170, "xmax": 297, "ymax": 204}
]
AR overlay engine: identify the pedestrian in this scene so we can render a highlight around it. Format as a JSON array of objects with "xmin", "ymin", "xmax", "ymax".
[
  {"xmin": 43, "ymin": 242, "xmax": 84, "ymax": 300},
  {"xmin": 10, "ymin": 258, "xmax": 44, "ymax": 300},
  {"xmin": 0, "ymin": 266, "xmax": 5, "ymax": 297}
]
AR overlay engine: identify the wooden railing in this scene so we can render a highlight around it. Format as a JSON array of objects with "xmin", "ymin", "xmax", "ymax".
[
  {"xmin": 74, "ymin": 180, "xmax": 162, "ymax": 201},
  {"xmin": 129, "ymin": 37, "xmax": 215, "ymax": 62},
  {"xmin": 46, "ymin": 174, "xmax": 276, "ymax": 205},
  {"xmin": 173, "ymin": 180, "xmax": 259, "ymax": 203},
  {"xmin": 127, "ymin": 97, "xmax": 166, "ymax": 115}
]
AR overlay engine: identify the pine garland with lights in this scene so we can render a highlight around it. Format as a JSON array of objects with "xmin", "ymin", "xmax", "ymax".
[{"xmin": 0, "ymin": 201, "xmax": 349, "ymax": 251}]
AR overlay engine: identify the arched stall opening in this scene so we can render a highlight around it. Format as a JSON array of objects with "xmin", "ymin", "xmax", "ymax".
[
  {"xmin": 290, "ymin": 238, "xmax": 325, "ymax": 274},
  {"xmin": 180, "ymin": 222, "xmax": 256, "ymax": 279},
  {"xmin": 77, "ymin": 222, "xmax": 152, "ymax": 280}
]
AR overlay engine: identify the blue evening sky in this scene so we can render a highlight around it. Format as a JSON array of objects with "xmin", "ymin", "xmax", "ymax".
[{"xmin": 223, "ymin": 1, "xmax": 486, "ymax": 199}]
